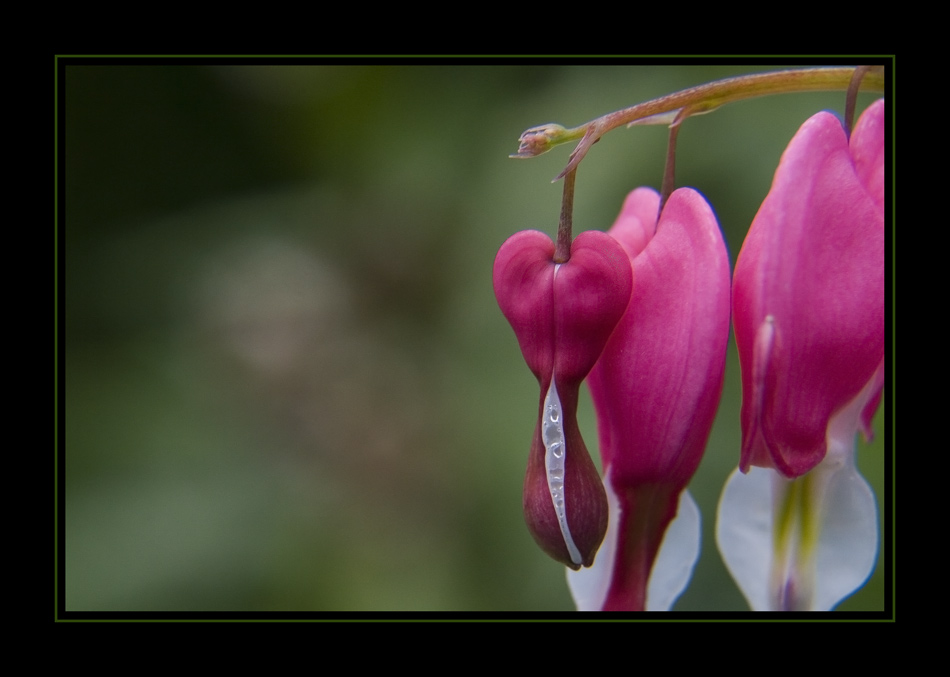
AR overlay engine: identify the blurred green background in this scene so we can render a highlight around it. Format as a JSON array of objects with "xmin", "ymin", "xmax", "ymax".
[{"xmin": 62, "ymin": 62, "xmax": 886, "ymax": 613}]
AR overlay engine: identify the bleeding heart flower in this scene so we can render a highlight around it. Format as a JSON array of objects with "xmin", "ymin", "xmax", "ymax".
[
  {"xmin": 717, "ymin": 99, "xmax": 885, "ymax": 610},
  {"xmin": 567, "ymin": 187, "xmax": 731, "ymax": 610},
  {"xmin": 493, "ymin": 229, "xmax": 632, "ymax": 569}
]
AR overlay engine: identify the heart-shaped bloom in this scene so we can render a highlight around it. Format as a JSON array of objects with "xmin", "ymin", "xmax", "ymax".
[
  {"xmin": 718, "ymin": 99, "xmax": 885, "ymax": 610},
  {"xmin": 567, "ymin": 187, "xmax": 731, "ymax": 610},
  {"xmin": 494, "ymin": 230, "xmax": 633, "ymax": 569}
]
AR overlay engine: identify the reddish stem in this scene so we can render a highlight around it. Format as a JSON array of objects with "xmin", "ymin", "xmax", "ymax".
[
  {"xmin": 845, "ymin": 66, "xmax": 872, "ymax": 139},
  {"xmin": 554, "ymin": 168, "xmax": 576, "ymax": 263}
]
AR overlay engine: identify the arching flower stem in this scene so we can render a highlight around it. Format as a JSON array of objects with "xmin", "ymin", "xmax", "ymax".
[{"xmin": 510, "ymin": 67, "xmax": 885, "ymax": 181}]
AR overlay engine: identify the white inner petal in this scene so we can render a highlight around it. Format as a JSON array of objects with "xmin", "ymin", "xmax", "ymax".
[
  {"xmin": 647, "ymin": 489, "xmax": 701, "ymax": 611},
  {"xmin": 543, "ymin": 376, "xmax": 583, "ymax": 567},
  {"xmin": 810, "ymin": 439, "xmax": 878, "ymax": 611},
  {"xmin": 719, "ymin": 363, "xmax": 883, "ymax": 611},
  {"xmin": 716, "ymin": 466, "xmax": 774, "ymax": 611},
  {"xmin": 567, "ymin": 478, "xmax": 701, "ymax": 611},
  {"xmin": 717, "ymin": 453, "xmax": 878, "ymax": 611},
  {"xmin": 566, "ymin": 474, "xmax": 619, "ymax": 610}
]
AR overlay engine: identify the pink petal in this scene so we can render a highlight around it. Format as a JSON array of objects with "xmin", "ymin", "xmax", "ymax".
[
  {"xmin": 492, "ymin": 230, "xmax": 556, "ymax": 383},
  {"xmin": 552, "ymin": 230, "xmax": 635, "ymax": 387},
  {"xmin": 492, "ymin": 230, "xmax": 633, "ymax": 390},
  {"xmin": 590, "ymin": 187, "xmax": 731, "ymax": 487},
  {"xmin": 586, "ymin": 187, "xmax": 731, "ymax": 608},
  {"xmin": 851, "ymin": 99, "xmax": 885, "ymax": 212},
  {"xmin": 733, "ymin": 110, "xmax": 884, "ymax": 477}
]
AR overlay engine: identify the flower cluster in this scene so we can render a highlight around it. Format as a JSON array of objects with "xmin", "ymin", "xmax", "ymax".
[{"xmin": 494, "ymin": 89, "xmax": 885, "ymax": 611}]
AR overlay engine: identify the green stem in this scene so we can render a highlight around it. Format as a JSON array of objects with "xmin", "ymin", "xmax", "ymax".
[{"xmin": 511, "ymin": 67, "xmax": 885, "ymax": 181}]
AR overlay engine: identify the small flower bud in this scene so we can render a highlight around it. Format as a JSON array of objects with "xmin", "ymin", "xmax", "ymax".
[{"xmin": 510, "ymin": 124, "xmax": 569, "ymax": 159}]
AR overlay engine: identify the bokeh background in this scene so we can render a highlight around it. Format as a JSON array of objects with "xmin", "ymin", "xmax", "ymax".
[{"xmin": 62, "ymin": 62, "xmax": 887, "ymax": 613}]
